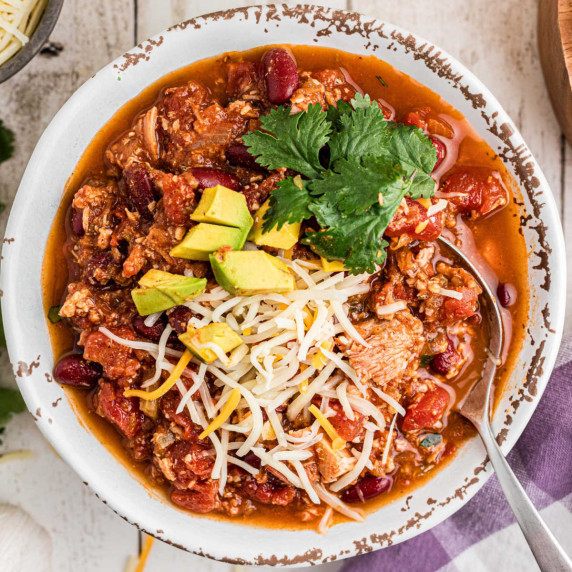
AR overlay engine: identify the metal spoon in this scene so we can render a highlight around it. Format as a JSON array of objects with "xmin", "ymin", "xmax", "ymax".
[{"xmin": 437, "ymin": 237, "xmax": 571, "ymax": 571}]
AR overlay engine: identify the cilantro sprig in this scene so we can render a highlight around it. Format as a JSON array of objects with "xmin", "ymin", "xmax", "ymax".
[{"xmin": 243, "ymin": 93, "xmax": 437, "ymax": 274}]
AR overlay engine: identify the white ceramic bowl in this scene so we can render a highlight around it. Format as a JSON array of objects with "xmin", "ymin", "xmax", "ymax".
[{"xmin": 1, "ymin": 5, "xmax": 565, "ymax": 566}]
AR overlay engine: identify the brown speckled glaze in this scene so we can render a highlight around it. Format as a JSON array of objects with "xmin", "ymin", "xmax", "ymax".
[
  {"xmin": 12, "ymin": 5, "xmax": 561, "ymax": 567},
  {"xmin": 16, "ymin": 354, "xmax": 41, "ymax": 377}
]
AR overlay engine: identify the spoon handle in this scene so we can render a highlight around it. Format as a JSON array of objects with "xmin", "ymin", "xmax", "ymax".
[{"xmin": 476, "ymin": 421, "xmax": 572, "ymax": 571}]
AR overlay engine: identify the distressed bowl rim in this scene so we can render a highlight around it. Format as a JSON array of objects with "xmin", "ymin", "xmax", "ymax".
[{"xmin": 1, "ymin": 4, "xmax": 566, "ymax": 567}]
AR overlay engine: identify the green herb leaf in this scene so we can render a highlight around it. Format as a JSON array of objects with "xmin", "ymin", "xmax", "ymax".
[
  {"xmin": 420, "ymin": 433, "xmax": 442, "ymax": 447},
  {"xmin": 242, "ymin": 104, "xmax": 330, "ymax": 179},
  {"xmin": 386, "ymin": 123, "xmax": 437, "ymax": 174},
  {"xmin": 262, "ymin": 176, "xmax": 313, "ymax": 232},
  {"xmin": 328, "ymin": 94, "xmax": 389, "ymax": 164},
  {"xmin": 243, "ymin": 93, "xmax": 437, "ymax": 274},
  {"xmin": 419, "ymin": 355, "xmax": 433, "ymax": 367},
  {"xmin": 376, "ymin": 75, "xmax": 388, "ymax": 87},
  {"xmin": 0, "ymin": 388, "xmax": 26, "ymax": 429},
  {"xmin": 0, "ymin": 120, "xmax": 14, "ymax": 164},
  {"xmin": 310, "ymin": 155, "xmax": 409, "ymax": 215},
  {"xmin": 305, "ymin": 198, "xmax": 403, "ymax": 274},
  {"xmin": 408, "ymin": 171, "xmax": 437, "ymax": 199},
  {"xmin": 325, "ymin": 99, "xmax": 354, "ymax": 129},
  {"xmin": 419, "ymin": 354, "xmax": 434, "ymax": 367},
  {"xmin": 48, "ymin": 306, "xmax": 62, "ymax": 324}
]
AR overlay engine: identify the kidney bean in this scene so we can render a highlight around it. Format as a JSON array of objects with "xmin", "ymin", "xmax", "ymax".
[
  {"xmin": 242, "ymin": 450, "xmax": 261, "ymax": 469},
  {"xmin": 167, "ymin": 305, "xmax": 194, "ymax": 334},
  {"xmin": 431, "ymin": 136, "xmax": 446, "ymax": 171},
  {"xmin": 189, "ymin": 167, "xmax": 241, "ymax": 191},
  {"xmin": 132, "ymin": 314, "xmax": 166, "ymax": 342},
  {"xmin": 54, "ymin": 354, "xmax": 103, "ymax": 388},
  {"xmin": 84, "ymin": 251, "xmax": 117, "ymax": 290},
  {"xmin": 71, "ymin": 208, "xmax": 84, "ymax": 236},
  {"xmin": 431, "ymin": 336, "xmax": 461, "ymax": 375},
  {"xmin": 124, "ymin": 163, "xmax": 155, "ymax": 220},
  {"xmin": 263, "ymin": 48, "xmax": 299, "ymax": 104},
  {"xmin": 497, "ymin": 282, "xmax": 516, "ymax": 307},
  {"xmin": 341, "ymin": 476, "xmax": 392, "ymax": 503},
  {"xmin": 226, "ymin": 142, "xmax": 264, "ymax": 171}
]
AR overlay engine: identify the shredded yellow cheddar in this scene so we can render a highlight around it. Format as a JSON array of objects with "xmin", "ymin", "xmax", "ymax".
[
  {"xmin": 308, "ymin": 404, "xmax": 346, "ymax": 451},
  {"xmin": 417, "ymin": 198, "xmax": 432, "ymax": 209},
  {"xmin": 414, "ymin": 219, "xmax": 430, "ymax": 234},
  {"xmin": 311, "ymin": 340, "xmax": 334, "ymax": 370},
  {"xmin": 199, "ymin": 387, "xmax": 242, "ymax": 439},
  {"xmin": 124, "ymin": 350, "xmax": 192, "ymax": 400}
]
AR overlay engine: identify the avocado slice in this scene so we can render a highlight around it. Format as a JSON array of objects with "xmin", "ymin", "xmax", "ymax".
[
  {"xmin": 179, "ymin": 322, "xmax": 243, "ymax": 364},
  {"xmin": 170, "ymin": 223, "xmax": 249, "ymax": 261},
  {"xmin": 248, "ymin": 200, "xmax": 301, "ymax": 250},
  {"xmin": 131, "ymin": 269, "xmax": 207, "ymax": 315},
  {"xmin": 210, "ymin": 250, "xmax": 294, "ymax": 295},
  {"xmin": 191, "ymin": 185, "xmax": 253, "ymax": 230}
]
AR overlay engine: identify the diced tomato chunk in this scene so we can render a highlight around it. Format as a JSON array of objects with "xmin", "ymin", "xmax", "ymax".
[
  {"xmin": 404, "ymin": 107, "xmax": 455, "ymax": 138},
  {"xmin": 171, "ymin": 481, "xmax": 220, "ymax": 513},
  {"xmin": 164, "ymin": 441, "xmax": 214, "ymax": 484},
  {"xmin": 430, "ymin": 136, "xmax": 446, "ymax": 171},
  {"xmin": 94, "ymin": 381, "xmax": 144, "ymax": 439},
  {"xmin": 329, "ymin": 400, "xmax": 365, "ymax": 441},
  {"xmin": 386, "ymin": 197, "xmax": 442, "ymax": 241},
  {"xmin": 242, "ymin": 476, "xmax": 297, "ymax": 506},
  {"xmin": 404, "ymin": 107, "xmax": 430, "ymax": 131},
  {"xmin": 160, "ymin": 391, "xmax": 203, "ymax": 443},
  {"xmin": 402, "ymin": 387, "xmax": 450, "ymax": 432},
  {"xmin": 438, "ymin": 287, "xmax": 479, "ymax": 325},
  {"xmin": 83, "ymin": 326, "xmax": 140, "ymax": 385},
  {"xmin": 440, "ymin": 167, "xmax": 508, "ymax": 217},
  {"xmin": 152, "ymin": 170, "xmax": 197, "ymax": 227},
  {"xmin": 226, "ymin": 61, "xmax": 262, "ymax": 98}
]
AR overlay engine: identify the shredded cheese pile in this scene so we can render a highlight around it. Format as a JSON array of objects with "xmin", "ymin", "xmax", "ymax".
[
  {"xmin": 0, "ymin": 0, "xmax": 48, "ymax": 66},
  {"xmin": 101, "ymin": 254, "xmax": 412, "ymax": 524}
]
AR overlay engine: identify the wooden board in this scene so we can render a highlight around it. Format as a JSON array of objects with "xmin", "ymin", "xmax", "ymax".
[
  {"xmin": 0, "ymin": 0, "xmax": 570, "ymax": 570},
  {"xmin": 539, "ymin": 0, "xmax": 572, "ymax": 145}
]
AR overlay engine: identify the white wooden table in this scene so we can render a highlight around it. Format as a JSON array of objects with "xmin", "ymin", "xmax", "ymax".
[{"xmin": 0, "ymin": 1, "xmax": 569, "ymax": 570}]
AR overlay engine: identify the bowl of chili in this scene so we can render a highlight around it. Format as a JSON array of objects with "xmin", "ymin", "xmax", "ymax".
[{"xmin": 1, "ymin": 5, "xmax": 565, "ymax": 566}]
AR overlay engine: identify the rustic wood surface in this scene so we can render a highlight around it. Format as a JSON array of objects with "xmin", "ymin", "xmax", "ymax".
[
  {"xmin": 539, "ymin": 0, "xmax": 572, "ymax": 145},
  {"xmin": 0, "ymin": 1, "xmax": 569, "ymax": 570}
]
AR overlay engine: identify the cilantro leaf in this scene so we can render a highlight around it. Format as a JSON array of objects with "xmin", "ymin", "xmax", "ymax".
[
  {"xmin": 385, "ymin": 123, "xmax": 437, "ymax": 174},
  {"xmin": 0, "ymin": 388, "xmax": 26, "ymax": 429},
  {"xmin": 328, "ymin": 95, "xmax": 389, "ymax": 164},
  {"xmin": 0, "ymin": 120, "xmax": 14, "ymax": 164},
  {"xmin": 306, "ymin": 178, "xmax": 409, "ymax": 274},
  {"xmin": 408, "ymin": 171, "xmax": 437, "ymax": 199},
  {"xmin": 325, "ymin": 99, "xmax": 354, "ymax": 130},
  {"xmin": 262, "ymin": 176, "xmax": 313, "ymax": 232},
  {"xmin": 242, "ymin": 104, "xmax": 330, "ymax": 179},
  {"xmin": 310, "ymin": 155, "xmax": 409, "ymax": 215}
]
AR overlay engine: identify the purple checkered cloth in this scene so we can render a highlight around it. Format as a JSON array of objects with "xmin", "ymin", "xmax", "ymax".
[{"xmin": 342, "ymin": 337, "xmax": 572, "ymax": 571}]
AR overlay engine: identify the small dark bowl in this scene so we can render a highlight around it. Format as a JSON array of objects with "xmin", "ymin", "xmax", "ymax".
[{"xmin": 0, "ymin": 0, "xmax": 64, "ymax": 84}]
